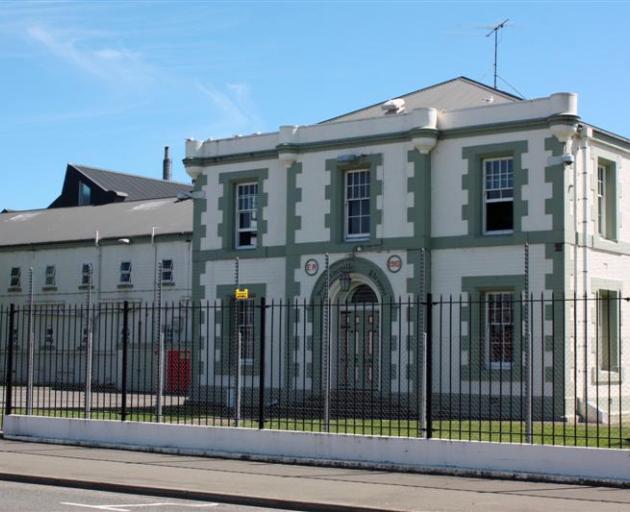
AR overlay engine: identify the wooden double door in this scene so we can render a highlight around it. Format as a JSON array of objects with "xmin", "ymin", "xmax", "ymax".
[{"xmin": 337, "ymin": 309, "xmax": 380, "ymax": 390}]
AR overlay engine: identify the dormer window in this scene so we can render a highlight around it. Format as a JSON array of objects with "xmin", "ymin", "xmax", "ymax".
[{"xmin": 78, "ymin": 181, "xmax": 91, "ymax": 206}]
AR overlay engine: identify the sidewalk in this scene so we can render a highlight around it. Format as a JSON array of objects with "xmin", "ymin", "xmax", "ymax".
[{"xmin": 1, "ymin": 438, "xmax": 629, "ymax": 512}]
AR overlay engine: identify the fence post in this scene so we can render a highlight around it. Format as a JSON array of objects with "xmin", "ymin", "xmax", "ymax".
[
  {"xmin": 5, "ymin": 304, "xmax": 16, "ymax": 416},
  {"xmin": 425, "ymin": 293, "xmax": 433, "ymax": 439},
  {"xmin": 26, "ymin": 267, "xmax": 34, "ymax": 416},
  {"xmin": 155, "ymin": 262, "xmax": 164, "ymax": 422},
  {"xmin": 85, "ymin": 264, "xmax": 93, "ymax": 418},
  {"xmin": 258, "ymin": 297, "xmax": 266, "ymax": 429},
  {"xmin": 121, "ymin": 300, "xmax": 129, "ymax": 421}
]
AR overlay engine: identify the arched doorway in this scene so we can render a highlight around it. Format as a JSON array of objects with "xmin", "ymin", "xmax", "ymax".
[
  {"xmin": 309, "ymin": 257, "xmax": 394, "ymax": 394},
  {"xmin": 335, "ymin": 283, "xmax": 380, "ymax": 391}
]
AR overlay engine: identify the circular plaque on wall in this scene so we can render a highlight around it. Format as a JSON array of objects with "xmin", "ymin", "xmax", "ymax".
[
  {"xmin": 387, "ymin": 255, "xmax": 402, "ymax": 273},
  {"xmin": 304, "ymin": 258, "xmax": 319, "ymax": 276}
]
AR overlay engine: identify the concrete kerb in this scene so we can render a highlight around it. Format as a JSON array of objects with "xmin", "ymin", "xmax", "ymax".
[
  {"xmin": 3, "ymin": 415, "xmax": 630, "ymax": 489},
  {"xmin": 0, "ymin": 470, "xmax": 396, "ymax": 512}
]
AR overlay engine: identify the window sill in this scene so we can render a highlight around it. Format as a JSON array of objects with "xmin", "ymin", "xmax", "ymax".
[
  {"xmin": 591, "ymin": 367, "xmax": 622, "ymax": 385},
  {"xmin": 117, "ymin": 284, "xmax": 134, "ymax": 289},
  {"xmin": 235, "ymin": 246, "xmax": 257, "ymax": 250},
  {"xmin": 483, "ymin": 230, "xmax": 514, "ymax": 236},
  {"xmin": 488, "ymin": 363, "xmax": 513, "ymax": 371},
  {"xmin": 42, "ymin": 286, "xmax": 58, "ymax": 292},
  {"xmin": 78, "ymin": 285, "xmax": 95, "ymax": 290},
  {"xmin": 7, "ymin": 287, "xmax": 21, "ymax": 293},
  {"xmin": 344, "ymin": 236, "xmax": 370, "ymax": 243},
  {"xmin": 161, "ymin": 282, "xmax": 176, "ymax": 287}
]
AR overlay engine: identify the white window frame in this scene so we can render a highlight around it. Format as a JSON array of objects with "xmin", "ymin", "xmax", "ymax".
[
  {"xmin": 44, "ymin": 265, "xmax": 56, "ymax": 287},
  {"xmin": 236, "ymin": 299, "xmax": 255, "ymax": 366},
  {"xmin": 235, "ymin": 182, "xmax": 258, "ymax": 249},
  {"xmin": 161, "ymin": 259, "xmax": 174, "ymax": 283},
  {"xmin": 344, "ymin": 169, "xmax": 371, "ymax": 241},
  {"xmin": 119, "ymin": 261, "xmax": 132, "ymax": 284},
  {"xmin": 597, "ymin": 164, "xmax": 607, "ymax": 237},
  {"xmin": 483, "ymin": 157, "xmax": 514, "ymax": 235},
  {"xmin": 485, "ymin": 291, "xmax": 514, "ymax": 370},
  {"xmin": 9, "ymin": 267, "xmax": 21, "ymax": 288}
]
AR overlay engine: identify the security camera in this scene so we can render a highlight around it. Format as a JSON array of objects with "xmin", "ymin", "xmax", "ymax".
[{"xmin": 561, "ymin": 154, "xmax": 574, "ymax": 166}]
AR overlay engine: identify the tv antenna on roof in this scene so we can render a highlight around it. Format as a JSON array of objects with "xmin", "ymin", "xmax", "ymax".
[{"xmin": 486, "ymin": 18, "xmax": 510, "ymax": 89}]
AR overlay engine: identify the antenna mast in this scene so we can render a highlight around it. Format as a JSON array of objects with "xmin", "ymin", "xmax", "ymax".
[{"xmin": 486, "ymin": 18, "xmax": 509, "ymax": 89}]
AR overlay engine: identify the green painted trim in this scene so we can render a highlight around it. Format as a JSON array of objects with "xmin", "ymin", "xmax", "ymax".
[
  {"xmin": 406, "ymin": 150, "xmax": 431, "ymax": 247},
  {"xmin": 310, "ymin": 256, "xmax": 395, "ymax": 302},
  {"xmin": 461, "ymin": 275, "xmax": 525, "ymax": 382},
  {"xmin": 285, "ymin": 162, "xmax": 303, "ymax": 299},
  {"xmin": 461, "ymin": 140, "xmax": 528, "ymax": 238},
  {"xmin": 183, "ymin": 150, "xmax": 278, "ymax": 168},
  {"xmin": 217, "ymin": 168, "xmax": 269, "ymax": 253},
  {"xmin": 191, "ymin": 173, "xmax": 208, "ymax": 389},
  {"xmin": 194, "ymin": 231, "xmax": 571, "ymax": 264},
  {"xmin": 325, "ymin": 154, "xmax": 383, "ymax": 244}
]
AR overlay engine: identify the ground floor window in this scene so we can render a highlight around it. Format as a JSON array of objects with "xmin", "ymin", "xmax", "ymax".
[
  {"xmin": 598, "ymin": 289, "xmax": 619, "ymax": 372},
  {"xmin": 485, "ymin": 291, "xmax": 513, "ymax": 369},
  {"xmin": 235, "ymin": 299, "xmax": 255, "ymax": 366}
]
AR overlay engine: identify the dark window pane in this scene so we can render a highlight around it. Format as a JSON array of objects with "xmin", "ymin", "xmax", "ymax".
[
  {"xmin": 361, "ymin": 216, "xmax": 370, "ymax": 234},
  {"xmin": 486, "ymin": 201, "xmax": 513, "ymax": 232}
]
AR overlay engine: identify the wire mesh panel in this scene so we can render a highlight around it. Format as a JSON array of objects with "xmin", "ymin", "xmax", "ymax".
[{"xmin": 2, "ymin": 295, "xmax": 628, "ymax": 448}]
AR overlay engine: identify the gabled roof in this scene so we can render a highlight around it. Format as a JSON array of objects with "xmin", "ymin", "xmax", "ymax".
[
  {"xmin": 48, "ymin": 164, "xmax": 192, "ymax": 208},
  {"xmin": 72, "ymin": 164, "xmax": 191, "ymax": 201},
  {"xmin": 0, "ymin": 197, "xmax": 192, "ymax": 247},
  {"xmin": 321, "ymin": 76, "xmax": 523, "ymax": 124}
]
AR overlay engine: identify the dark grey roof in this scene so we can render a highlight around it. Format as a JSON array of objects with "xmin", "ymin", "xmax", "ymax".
[
  {"xmin": 0, "ymin": 198, "xmax": 192, "ymax": 247},
  {"xmin": 71, "ymin": 164, "xmax": 192, "ymax": 201}
]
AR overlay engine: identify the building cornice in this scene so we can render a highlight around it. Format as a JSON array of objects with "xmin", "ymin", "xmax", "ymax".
[{"xmin": 183, "ymin": 117, "xmax": 571, "ymax": 168}]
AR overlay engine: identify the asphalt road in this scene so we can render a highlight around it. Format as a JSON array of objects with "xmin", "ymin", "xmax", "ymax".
[{"xmin": 0, "ymin": 481, "xmax": 300, "ymax": 512}]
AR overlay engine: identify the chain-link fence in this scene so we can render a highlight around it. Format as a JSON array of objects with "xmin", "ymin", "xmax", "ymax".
[{"xmin": 2, "ymin": 295, "xmax": 629, "ymax": 448}]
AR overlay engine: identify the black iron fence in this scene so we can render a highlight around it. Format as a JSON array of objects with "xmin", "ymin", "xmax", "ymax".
[{"xmin": 2, "ymin": 295, "xmax": 629, "ymax": 448}]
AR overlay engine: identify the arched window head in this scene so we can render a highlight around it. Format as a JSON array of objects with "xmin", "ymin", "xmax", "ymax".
[{"xmin": 348, "ymin": 284, "xmax": 378, "ymax": 304}]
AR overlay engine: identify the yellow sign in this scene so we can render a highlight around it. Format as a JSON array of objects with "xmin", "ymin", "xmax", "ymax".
[{"xmin": 234, "ymin": 288, "xmax": 249, "ymax": 300}]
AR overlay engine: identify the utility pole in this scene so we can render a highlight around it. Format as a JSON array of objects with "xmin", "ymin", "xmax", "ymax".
[{"xmin": 486, "ymin": 19, "xmax": 510, "ymax": 89}]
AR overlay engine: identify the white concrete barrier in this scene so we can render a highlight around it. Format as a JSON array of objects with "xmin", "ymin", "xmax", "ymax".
[{"xmin": 4, "ymin": 415, "xmax": 630, "ymax": 485}]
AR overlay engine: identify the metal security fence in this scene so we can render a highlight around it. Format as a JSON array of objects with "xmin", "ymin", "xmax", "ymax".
[{"xmin": 2, "ymin": 296, "xmax": 629, "ymax": 448}]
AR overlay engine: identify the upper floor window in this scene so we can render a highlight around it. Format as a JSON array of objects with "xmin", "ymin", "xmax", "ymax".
[
  {"xmin": 597, "ymin": 162, "xmax": 616, "ymax": 240},
  {"xmin": 483, "ymin": 157, "xmax": 513, "ymax": 234},
  {"xmin": 81, "ymin": 263, "xmax": 92, "ymax": 286},
  {"xmin": 345, "ymin": 169, "xmax": 370, "ymax": 240},
  {"xmin": 120, "ymin": 261, "xmax": 132, "ymax": 283},
  {"xmin": 235, "ymin": 182, "xmax": 258, "ymax": 249},
  {"xmin": 485, "ymin": 291, "xmax": 513, "ymax": 369},
  {"xmin": 78, "ymin": 181, "xmax": 91, "ymax": 206},
  {"xmin": 161, "ymin": 259, "xmax": 174, "ymax": 283},
  {"xmin": 9, "ymin": 267, "xmax": 21, "ymax": 288},
  {"xmin": 44, "ymin": 265, "xmax": 56, "ymax": 287}
]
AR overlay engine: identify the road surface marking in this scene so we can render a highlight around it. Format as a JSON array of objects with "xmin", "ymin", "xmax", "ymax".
[{"xmin": 62, "ymin": 502, "xmax": 219, "ymax": 511}]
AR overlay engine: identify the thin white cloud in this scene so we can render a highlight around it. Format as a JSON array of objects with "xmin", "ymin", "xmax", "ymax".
[
  {"xmin": 196, "ymin": 81, "xmax": 263, "ymax": 136},
  {"xmin": 26, "ymin": 24, "xmax": 156, "ymax": 90}
]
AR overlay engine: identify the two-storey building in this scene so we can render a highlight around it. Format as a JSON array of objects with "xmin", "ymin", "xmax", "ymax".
[{"xmin": 184, "ymin": 77, "xmax": 629, "ymax": 422}]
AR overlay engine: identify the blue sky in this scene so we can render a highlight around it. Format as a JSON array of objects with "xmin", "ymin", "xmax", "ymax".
[{"xmin": 2, "ymin": 1, "xmax": 629, "ymax": 211}]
